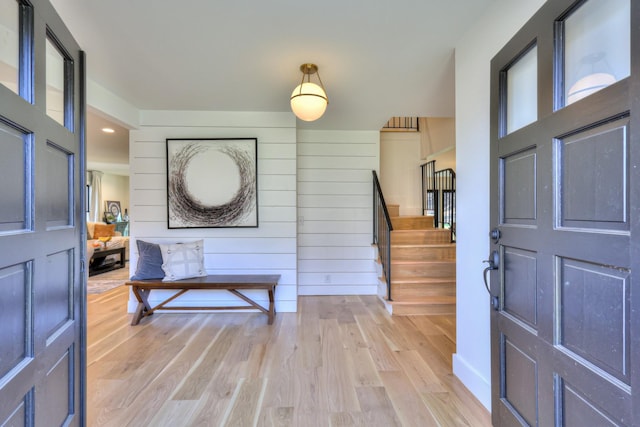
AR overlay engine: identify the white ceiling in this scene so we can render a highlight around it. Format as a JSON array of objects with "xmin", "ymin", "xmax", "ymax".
[
  {"xmin": 51, "ymin": 0, "xmax": 495, "ymax": 172},
  {"xmin": 86, "ymin": 109, "xmax": 130, "ymax": 175}
]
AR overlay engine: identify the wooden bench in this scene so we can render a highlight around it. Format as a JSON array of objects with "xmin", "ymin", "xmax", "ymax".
[{"xmin": 125, "ymin": 274, "xmax": 280, "ymax": 325}]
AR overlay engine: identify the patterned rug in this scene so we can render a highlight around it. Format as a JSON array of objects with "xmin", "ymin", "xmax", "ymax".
[{"xmin": 87, "ymin": 262, "xmax": 130, "ymax": 294}]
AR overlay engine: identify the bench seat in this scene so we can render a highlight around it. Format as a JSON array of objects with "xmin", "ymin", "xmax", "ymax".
[{"xmin": 125, "ymin": 274, "xmax": 280, "ymax": 325}]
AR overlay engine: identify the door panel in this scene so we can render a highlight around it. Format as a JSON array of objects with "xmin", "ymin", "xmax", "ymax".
[
  {"xmin": 491, "ymin": 0, "xmax": 637, "ymax": 425},
  {"xmin": 0, "ymin": 0, "xmax": 85, "ymax": 425},
  {"xmin": 502, "ymin": 247, "xmax": 537, "ymax": 328},
  {"xmin": 558, "ymin": 258, "xmax": 630, "ymax": 383},
  {"xmin": 557, "ymin": 118, "xmax": 629, "ymax": 231},
  {"xmin": 502, "ymin": 148, "xmax": 537, "ymax": 223}
]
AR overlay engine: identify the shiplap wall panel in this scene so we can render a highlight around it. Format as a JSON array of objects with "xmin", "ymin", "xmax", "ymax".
[
  {"xmin": 298, "ymin": 246, "xmax": 375, "ymax": 260},
  {"xmin": 259, "ymin": 175, "xmax": 297, "ymax": 191},
  {"xmin": 128, "ymin": 111, "xmax": 297, "ymax": 313},
  {"xmin": 131, "ymin": 127, "xmax": 296, "ymax": 143},
  {"xmin": 298, "ymin": 260, "xmax": 375, "ymax": 272},
  {"xmin": 133, "ymin": 173, "xmax": 166, "ymax": 189},
  {"xmin": 298, "ymin": 143, "xmax": 378, "ymax": 157},
  {"xmin": 298, "ymin": 207, "xmax": 371, "ymax": 221},
  {"xmin": 132, "ymin": 142, "xmax": 165, "ymax": 157},
  {"xmin": 299, "ymin": 221, "xmax": 372, "ymax": 234},
  {"xmin": 139, "ymin": 110, "xmax": 293, "ymax": 128},
  {"xmin": 297, "ymin": 156, "xmax": 376, "ymax": 170},
  {"xmin": 298, "ymin": 273, "xmax": 378, "ymax": 286},
  {"xmin": 299, "ymin": 233, "xmax": 372, "ymax": 247},
  {"xmin": 204, "ymin": 237, "xmax": 296, "ymax": 253},
  {"xmin": 130, "ymin": 189, "xmax": 166, "ymax": 206},
  {"xmin": 298, "ymin": 169, "xmax": 372, "ymax": 182},
  {"xmin": 297, "ymin": 130, "xmax": 379, "ymax": 295},
  {"xmin": 260, "ymin": 159, "xmax": 296, "ymax": 174},
  {"xmin": 298, "ymin": 182, "xmax": 371, "ymax": 195},
  {"xmin": 298, "ymin": 195, "xmax": 371, "ymax": 208},
  {"xmin": 131, "ymin": 220, "xmax": 297, "ymax": 239}
]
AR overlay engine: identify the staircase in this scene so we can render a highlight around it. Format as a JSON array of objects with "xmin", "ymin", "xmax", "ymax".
[{"xmin": 377, "ymin": 204, "xmax": 456, "ymax": 315}]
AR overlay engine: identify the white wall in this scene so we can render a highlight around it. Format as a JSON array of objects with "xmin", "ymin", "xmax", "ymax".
[
  {"xmin": 128, "ymin": 110, "xmax": 298, "ymax": 313},
  {"xmin": 101, "ymin": 173, "xmax": 130, "ymax": 217},
  {"xmin": 427, "ymin": 148, "xmax": 455, "ymax": 171},
  {"xmin": 380, "ymin": 131, "xmax": 422, "ymax": 215},
  {"xmin": 297, "ymin": 130, "xmax": 379, "ymax": 295},
  {"xmin": 421, "ymin": 117, "xmax": 455, "ymax": 160},
  {"xmin": 453, "ymin": 0, "xmax": 547, "ymax": 411}
]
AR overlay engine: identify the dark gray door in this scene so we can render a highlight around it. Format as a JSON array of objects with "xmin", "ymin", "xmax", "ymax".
[
  {"xmin": 0, "ymin": 0, "xmax": 86, "ymax": 425},
  {"xmin": 490, "ymin": 0, "xmax": 639, "ymax": 425}
]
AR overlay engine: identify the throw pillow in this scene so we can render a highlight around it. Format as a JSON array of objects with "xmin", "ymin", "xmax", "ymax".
[
  {"xmin": 86, "ymin": 221, "xmax": 97, "ymax": 239},
  {"xmin": 159, "ymin": 240, "xmax": 207, "ymax": 281},
  {"xmin": 93, "ymin": 223, "xmax": 116, "ymax": 238},
  {"xmin": 130, "ymin": 240, "xmax": 165, "ymax": 280}
]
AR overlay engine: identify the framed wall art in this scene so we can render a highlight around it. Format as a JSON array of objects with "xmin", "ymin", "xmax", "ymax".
[
  {"xmin": 105, "ymin": 200, "xmax": 121, "ymax": 222},
  {"xmin": 166, "ymin": 138, "xmax": 258, "ymax": 228}
]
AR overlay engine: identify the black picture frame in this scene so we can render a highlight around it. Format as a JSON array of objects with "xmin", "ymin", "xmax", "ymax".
[
  {"xmin": 166, "ymin": 138, "xmax": 258, "ymax": 228},
  {"xmin": 105, "ymin": 200, "xmax": 121, "ymax": 222}
]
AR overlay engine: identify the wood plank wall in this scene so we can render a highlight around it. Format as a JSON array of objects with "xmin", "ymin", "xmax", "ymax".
[
  {"xmin": 128, "ymin": 111, "xmax": 298, "ymax": 312},
  {"xmin": 297, "ymin": 130, "xmax": 379, "ymax": 295}
]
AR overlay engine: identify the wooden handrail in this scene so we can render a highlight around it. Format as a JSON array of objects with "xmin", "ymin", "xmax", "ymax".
[{"xmin": 372, "ymin": 171, "xmax": 394, "ymax": 301}]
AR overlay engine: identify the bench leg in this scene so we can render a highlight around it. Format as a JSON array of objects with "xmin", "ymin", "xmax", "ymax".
[
  {"xmin": 268, "ymin": 288, "xmax": 275, "ymax": 325},
  {"xmin": 131, "ymin": 287, "xmax": 153, "ymax": 325},
  {"xmin": 131, "ymin": 303, "xmax": 145, "ymax": 325}
]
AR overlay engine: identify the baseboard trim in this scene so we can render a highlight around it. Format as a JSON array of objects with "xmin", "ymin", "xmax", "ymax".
[{"xmin": 452, "ymin": 353, "xmax": 491, "ymax": 411}]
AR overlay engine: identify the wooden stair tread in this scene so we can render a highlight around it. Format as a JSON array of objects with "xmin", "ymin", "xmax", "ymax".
[
  {"xmin": 391, "ymin": 243, "xmax": 455, "ymax": 248},
  {"xmin": 375, "ymin": 209, "xmax": 456, "ymax": 316},
  {"xmin": 391, "ymin": 260, "xmax": 456, "ymax": 265},
  {"xmin": 387, "ymin": 300, "xmax": 456, "ymax": 316},
  {"xmin": 390, "ymin": 230, "xmax": 450, "ymax": 235},
  {"xmin": 388, "ymin": 296, "xmax": 456, "ymax": 305},
  {"xmin": 391, "ymin": 277, "xmax": 455, "ymax": 284}
]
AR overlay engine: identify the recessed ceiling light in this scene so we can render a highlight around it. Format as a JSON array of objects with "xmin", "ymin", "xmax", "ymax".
[{"xmin": 102, "ymin": 127, "xmax": 115, "ymax": 134}]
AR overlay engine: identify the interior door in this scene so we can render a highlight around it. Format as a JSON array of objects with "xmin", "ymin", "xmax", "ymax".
[
  {"xmin": 0, "ymin": 0, "xmax": 86, "ymax": 425},
  {"xmin": 489, "ymin": 0, "xmax": 639, "ymax": 425}
]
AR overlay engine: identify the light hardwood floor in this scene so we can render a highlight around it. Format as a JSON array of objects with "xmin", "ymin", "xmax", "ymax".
[{"xmin": 88, "ymin": 286, "xmax": 491, "ymax": 426}]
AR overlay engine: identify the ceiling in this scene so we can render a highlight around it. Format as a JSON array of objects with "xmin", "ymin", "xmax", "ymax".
[
  {"xmin": 51, "ymin": 0, "xmax": 495, "ymax": 173},
  {"xmin": 86, "ymin": 109, "xmax": 130, "ymax": 175}
]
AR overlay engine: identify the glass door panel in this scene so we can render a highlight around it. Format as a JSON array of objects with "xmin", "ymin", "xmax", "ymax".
[
  {"xmin": 506, "ymin": 45, "xmax": 538, "ymax": 135},
  {"xmin": 563, "ymin": 0, "xmax": 630, "ymax": 105},
  {"xmin": 0, "ymin": 0, "xmax": 20, "ymax": 95}
]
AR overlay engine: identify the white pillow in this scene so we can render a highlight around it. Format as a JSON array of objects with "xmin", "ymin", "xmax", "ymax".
[{"xmin": 159, "ymin": 240, "xmax": 207, "ymax": 281}]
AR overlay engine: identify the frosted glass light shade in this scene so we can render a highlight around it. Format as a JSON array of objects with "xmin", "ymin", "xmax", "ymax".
[
  {"xmin": 567, "ymin": 72, "xmax": 616, "ymax": 105},
  {"xmin": 290, "ymin": 82, "xmax": 328, "ymax": 121}
]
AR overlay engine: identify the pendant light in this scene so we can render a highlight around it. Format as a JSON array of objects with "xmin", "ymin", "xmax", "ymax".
[{"xmin": 290, "ymin": 63, "xmax": 328, "ymax": 121}]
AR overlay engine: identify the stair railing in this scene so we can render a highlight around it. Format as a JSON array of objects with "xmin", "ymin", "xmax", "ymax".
[
  {"xmin": 372, "ymin": 171, "xmax": 393, "ymax": 300},
  {"xmin": 421, "ymin": 161, "xmax": 456, "ymax": 242}
]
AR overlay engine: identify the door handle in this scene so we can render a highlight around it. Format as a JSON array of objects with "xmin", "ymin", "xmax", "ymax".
[{"xmin": 482, "ymin": 250, "xmax": 499, "ymax": 294}]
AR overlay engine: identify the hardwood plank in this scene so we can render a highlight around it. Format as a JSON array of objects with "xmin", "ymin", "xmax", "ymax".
[
  {"xmin": 256, "ymin": 406, "xmax": 294, "ymax": 426},
  {"xmin": 354, "ymin": 315, "xmax": 401, "ymax": 372},
  {"xmin": 172, "ymin": 323, "xmax": 239, "ymax": 400},
  {"xmin": 224, "ymin": 378, "xmax": 267, "ymax": 426},
  {"xmin": 355, "ymin": 387, "xmax": 403, "ymax": 426},
  {"xmin": 105, "ymin": 315, "xmax": 221, "ymax": 425},
  {"xmin": 147, "ymin": 400, "xmax": 201, "ymax": 426},
  {"xmin": 86, "ymin": 290, "xmax": 491, "ymax": 426},
  {"xmin": 319, "ymin": 319, "xmax": 361, "ymax": 412},
  {"xmin": 379, "ymin": 370, "xmax": 440, "ymax": 427},
  {"xmin": 339, "ymin": 323, "xmax": 383, "ymax": 387}
]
